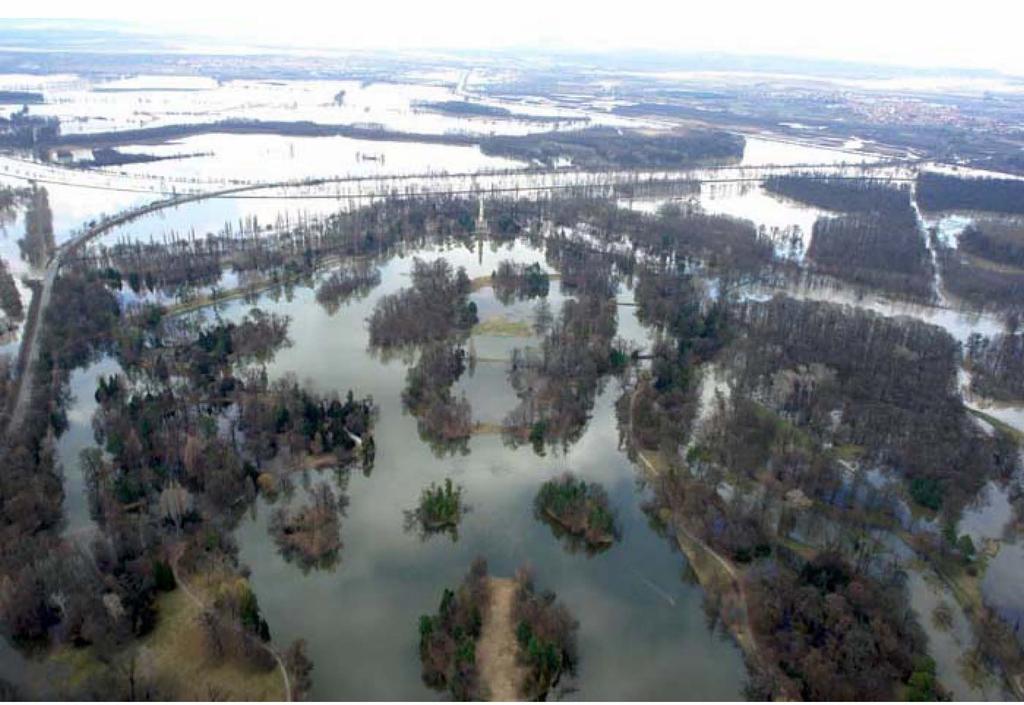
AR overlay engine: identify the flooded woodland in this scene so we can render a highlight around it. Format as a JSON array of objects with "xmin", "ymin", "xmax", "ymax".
[{"xmin": 1, "ymin": 65, "xmax": 1024, "ymax": 702}]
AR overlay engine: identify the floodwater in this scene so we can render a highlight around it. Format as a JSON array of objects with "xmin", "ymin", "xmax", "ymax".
[
  {"xmin": 4, "ymin": 77, "xmax": 1023, "ymax": 699},
  {"xmin": 113, "ymin": 133, "xmax": 523, "ymax": 183},
  {"xmin": 17, "ymin": 74, "xmax": 600, "ymax": 138},
  {"xmin": 34, "ymin": 236, "xmax": 748, "ymax": 700},
  {"xmin": 221, "ymin": 240, "xmax": 748, "ymax": 699}
]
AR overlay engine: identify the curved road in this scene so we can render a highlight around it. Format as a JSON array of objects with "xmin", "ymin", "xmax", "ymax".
[{"xmin": 5, "ymin": 185, "xmax": 256, "ymax": 430}]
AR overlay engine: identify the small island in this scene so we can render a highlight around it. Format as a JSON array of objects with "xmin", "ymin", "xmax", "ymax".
[
  {"xmin": 535, "ymin": 473, "xmax": 619, "ymax": 553},
  {"xmin": 406, "ymin": 478, "xmax": 467, "ymax": 540},
  {"xmin": 268, "ymin": 482, "xmax": 343, "ymax": 572}
]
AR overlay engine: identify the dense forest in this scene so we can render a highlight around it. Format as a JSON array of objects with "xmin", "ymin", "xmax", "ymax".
[
  {"xmin": 726, "ymin": 296, "xmax": 1018, "ymax": 512},
  {"xmin": 645, "ymin": 457, "xmax": 938, "ymax": 700},
  {"xmin": 18, "ymin": 185, "xmax": 55, "ymax": 269},
  {"xmin": 746, "ymin": 552, "xmax": 937, "ymax": 700},
  {"xmin": 700, "ymin": 396, "xmax": 843, "ymax": 503},
  {"xmin": 0, "ymin": 107, "xmax": 59, "ymax": 148},
  {"xmin": 537, "ymin": 196, "xmax": 773, "ymax": 273},
  {"xmin": 480, "ymin": 127, "xmax": 744, "ymax": 169},
  {"xmin": 631, "ymin": 290, "xmax": 956, "ymax": 700},
  {"xmin": 807, "ymin": 211, "xmax": 934, "ymax": 300},
  {"xmin": 763, "ymin": 174, "xmax": 912, "ymax": 214},
  {"xmin": 414, "ymin": 100, "xmax": 578, "ymax": 125},
  {"xmin": 760, "ymin": 176, "xmax": 936, "ymax": 299},
  {"xmin": 917, "ymin": 172, "xmax": 1024, "ymax": 215},
  {"xmin": 966, "ymin": 331, "xmax": 1024, "ymax": 402},
  {"xmin": 776, "ymin": 178, "xmax": 936, "ymax": 300}
]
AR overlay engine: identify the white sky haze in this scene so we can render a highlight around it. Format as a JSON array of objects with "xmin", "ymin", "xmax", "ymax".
[{"xmin": 4, "ymin": 0, "xmax": 1024, "ymax": 74}]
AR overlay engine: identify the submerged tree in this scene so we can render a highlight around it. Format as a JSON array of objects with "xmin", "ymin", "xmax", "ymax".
[
  {"xmin": 268, "ymin": 482, "xmax": 345, "ymax": 572},
  {"xmin": 19, "ymin": 185, "xmax": 55, "ymax": 269}
]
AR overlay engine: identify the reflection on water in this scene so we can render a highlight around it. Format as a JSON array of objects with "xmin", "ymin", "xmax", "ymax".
[
  {"xmin": 959, "ymin": 482, "xmax": 1015, "ymax": 544},
  {"xmin": 26, "ymin": 234, "xmax": 748, "ymax": 699},
  {"xmin": 983, "ymin": 543, "xmax": 1024, "ymax": 645},
  {"xmin": 9, "ymin": 118, "xmax": 1022, "ymax": 698},
  {"xmin": 212, "ymin": 242, "xmax": 748, "ymax": 699},
  {"xmin": 905, "ymin": 568, "xmax": 1010, "ymax": 700},
  {"xmin": 58, "ymin": 356, "xmax": 123, "ymax": 540},
  {"xmin": 236, "ymin": 390, "xmax": 746, "ymax": 700}
]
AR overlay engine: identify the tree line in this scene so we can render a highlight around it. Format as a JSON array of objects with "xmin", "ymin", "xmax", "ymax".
[{"xmin": 917, "ymin": 172, "xmax": 1024, "ymax": 215}]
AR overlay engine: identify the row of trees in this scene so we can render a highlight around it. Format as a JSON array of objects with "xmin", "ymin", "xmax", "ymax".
[
  {"xmin": 480, "ymin": 126, "xmax": 745, "ymax": 169},
  {"xmin": 402, "ymin": 343, "xmax": 473, "ymax": 453},
  {"xmin": 18, "ymin": 185, "xmax": 55, "ymax": 269},
  {"xmin": 0, "ymin": 272, "xmax": 141, "ymax": 668},
  {"xmin": 504, "ymin": 295, "xmax": 622, "ymax": 451},
  {"xmin": 623, "ymin": 263, "xmax": 730, "ymax": 456},
  {"xmin": 511, "ymin": 567, "xmax": 578, "ymax": 699}
]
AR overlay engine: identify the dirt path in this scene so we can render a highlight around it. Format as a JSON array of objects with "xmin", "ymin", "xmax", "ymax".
[
  {"xmin": 626, "ymin": 383, "xmax": 760, "ymax": 656},
  {"xmin": 478, "ymin": 577, "xmax": 526, "ymax": 701},
  {"xmin": 169, "ymin": 547, "xmax": 292, "ymax": 702}
]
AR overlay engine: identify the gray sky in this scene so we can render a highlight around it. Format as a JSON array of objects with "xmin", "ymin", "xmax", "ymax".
[{"xmin": 7, "ymin": 0, "xmax": 1024, "ymax": 74}]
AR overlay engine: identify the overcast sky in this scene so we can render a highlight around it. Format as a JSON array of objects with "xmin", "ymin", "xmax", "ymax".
[{"xmin": 6, "ymin": 0, "xmax": 1024, "ymax": 74}]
